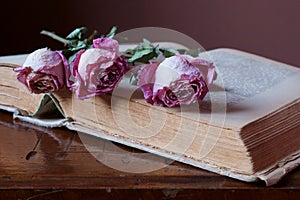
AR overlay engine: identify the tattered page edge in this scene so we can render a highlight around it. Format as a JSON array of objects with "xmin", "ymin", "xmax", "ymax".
[{"xmin": 255, "ymin": 149, "xmax": 300, "ymax": 186}]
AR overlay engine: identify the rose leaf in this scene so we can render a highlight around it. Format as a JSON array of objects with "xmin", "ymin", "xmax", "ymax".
[
  {"xmin": 66, "ymin": 27, "xmax": 87, "ymax": 40},
  {"xmin": 128, "ymin": 48, "xmax": 154, "ymax": 63},
  {"xmin": 105, "ymin": 26, "xmax": 117, "ymax": 38}
]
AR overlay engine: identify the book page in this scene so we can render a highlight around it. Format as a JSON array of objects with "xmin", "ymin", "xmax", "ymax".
[
  {"xmin": 0, "ymin": 54, "xmax": 27, "ymax": 66},
  {"xmin": 198, "ymin": 48, "xmax": 300, "ymax": 128}
]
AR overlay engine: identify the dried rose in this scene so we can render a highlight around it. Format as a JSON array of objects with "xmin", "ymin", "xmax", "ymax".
[
  {"xmin": 137, "ymin": 55, "xmax": 216, "ymax": 107},
  {"xmin": 71, "ymin": 38, "xmax": 128, "ymax": 99},
  {"xmin": 13, "ymin": 48, "xmax": 67, "ymax": 94}
]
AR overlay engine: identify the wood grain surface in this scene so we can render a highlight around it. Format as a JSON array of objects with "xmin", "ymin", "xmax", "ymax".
[{"xmin": 0, "ymin": 110, "xmax": 300, "ymax": 199}]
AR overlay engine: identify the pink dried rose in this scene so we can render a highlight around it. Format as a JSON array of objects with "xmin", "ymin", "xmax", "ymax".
[
  {"xmin": 137, "ymin": 55, "xmax": 217, "ymax": 107},
  {"xmin": 13, "ymin": 48, "xmax": 68, "ymax": 94},
  {"xmin": 70, "ymin": 38, "xmax": 128, "ymax": 99}
]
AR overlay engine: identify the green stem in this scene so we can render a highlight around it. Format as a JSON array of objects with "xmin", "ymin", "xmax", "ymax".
[
  {"xmin": 40, "ymin": 30, "xmax": 71, "ymax": 46},
  {"xmin": 121, "ymin": 53, "xmax": 133, "ymax": 58},
  {"xmin": 87, "ymin": 30, "xmax": 98, "ymax": 43}
]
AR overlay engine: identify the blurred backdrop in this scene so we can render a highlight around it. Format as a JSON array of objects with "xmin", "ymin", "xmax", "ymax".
[{"xmin": 1, "ymin": 0, "xmax": 300, "ymax": 66}]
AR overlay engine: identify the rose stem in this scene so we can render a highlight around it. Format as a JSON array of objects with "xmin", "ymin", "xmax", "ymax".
[
  {"xmin": 87, "ymin": 30, "xmax": 98, "ymax": 43},
  {"xmin": 40, "ymin": 30, "xmax": 71, "ymax": 46}
]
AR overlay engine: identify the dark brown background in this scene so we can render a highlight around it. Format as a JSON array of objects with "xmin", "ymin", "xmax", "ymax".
[{"xmin": 1, "ymin": 0, "xmax": 300, "ymax": 66}]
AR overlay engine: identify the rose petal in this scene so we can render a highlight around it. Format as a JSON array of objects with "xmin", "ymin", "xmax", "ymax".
[
  {"xmin": 13, "ymin": 66, "xmax": 32, "ymax": 88},
  {"xmin": 56, "ymin": 50, "xmax": 71, "ymax": 88},
  {"xmin": 93, "ymin": 38, "xmax": 119, "ymax": 56},
  {"xmin": 154, "ymin": 87, "xmax": 179, "ymax": 107},
  {"xmin": 137, "ymin": 63, "xmax": 159, "ymax": 104},
  {"xmin": 189, "ymin": 58, "xmax": 217, "ymax": 87},
  {"xmin": 23, "ymin": 48, "xmax": 63, "ymax": 71},
  {"xmin": 37, "ymin": 63, "xmax": 64, "ymax": 89},
  {"xmin": 77, "ymin": 48, "xmax": 115, "ymax": 81},
  {"xmin": 153, "ymin": 55, "xmax": 201, "ymax": 93},
  {"xmin": 71, "ymin": 49, "xmax": 86, "ymax": 78}
]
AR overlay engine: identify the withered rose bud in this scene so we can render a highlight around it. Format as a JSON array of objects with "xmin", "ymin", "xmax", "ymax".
[
  {"xmin": 13, "ymin": 48, "xmax": 67, "ymax": 94},
  {"xmin": 70, "ymin": 38, "xmax": 128, "ymax": 99},
  {"xmin": 137, "ymin": 55, "xmax": 216, "ymax": 107}
]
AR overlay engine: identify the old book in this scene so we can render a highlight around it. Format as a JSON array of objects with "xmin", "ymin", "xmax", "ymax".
[{"xmin": 0, "ymin": 47, "xmax": 299, "ymax": 186}]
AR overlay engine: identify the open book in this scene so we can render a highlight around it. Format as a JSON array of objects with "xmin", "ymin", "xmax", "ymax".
[{"xmin": 1, "ymin": 47, "xmax": 300, "ymax": 186}]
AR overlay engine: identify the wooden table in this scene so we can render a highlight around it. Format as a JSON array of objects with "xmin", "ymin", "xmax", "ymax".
[{"xmin": 0, "ymin": 110, "xmax": 299, "ymax": 200}]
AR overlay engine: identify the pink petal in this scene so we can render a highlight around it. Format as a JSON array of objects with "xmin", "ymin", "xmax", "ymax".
[
  {"xmin": 190, "ymin": 58, "xmax": 217, "ymax": 87},
  {"xmin": 13, "ymin": 66, "xmax": 32, "ymax": 87},
  {"xmin": 137, "ymin": 63, "xmax": 159, "ymax": 104},
  {"xmin": 56, "ymin": 50, "xmax": 71, "ymax": 88},
  {"xmin": 93, "ymin": 38, "xmax": 119, "ymax": 56}
]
